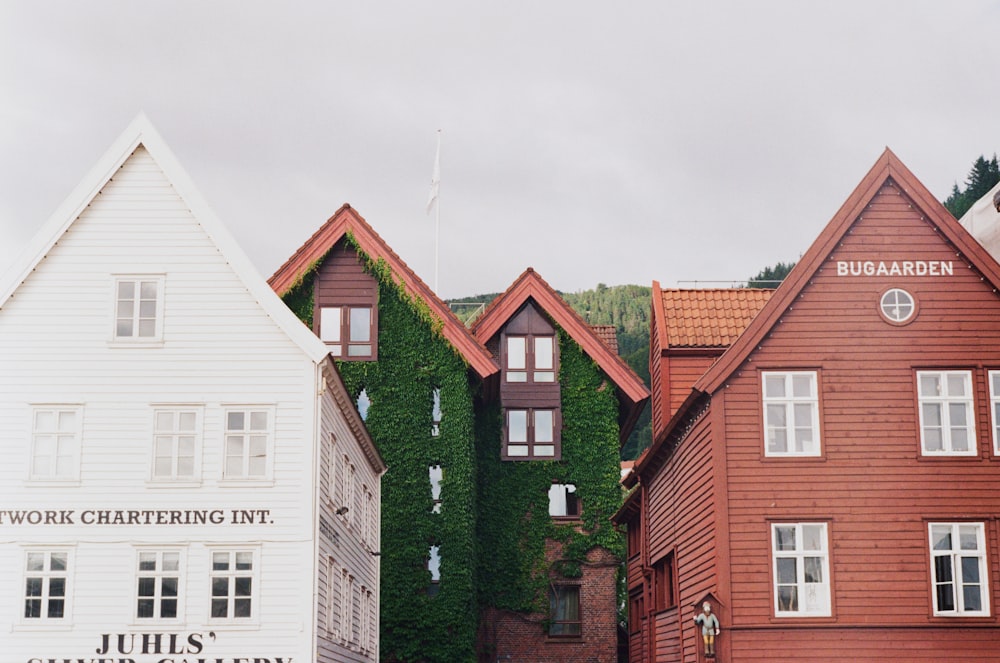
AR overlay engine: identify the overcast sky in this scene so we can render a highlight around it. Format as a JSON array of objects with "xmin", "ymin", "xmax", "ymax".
[{"xmin": 2, "ymin": 1, "xmax": 998, "ymax": 299}]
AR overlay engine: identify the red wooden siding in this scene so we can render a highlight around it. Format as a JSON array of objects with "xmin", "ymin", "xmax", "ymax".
[
  {"xmin": 720, "ymin": 180, "xmax": 1000, "ymax": 655},
  {"xmin": 643, "ymin": 412, "xmax": 715, "ymax": 663}
]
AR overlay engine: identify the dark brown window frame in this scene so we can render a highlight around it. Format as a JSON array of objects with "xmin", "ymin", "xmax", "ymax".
[
  {"xmin": 503, "ymin": 332, "xmax": 558, "ymax": 383},
  {"xmin": 548, "ymin": 584, "xmax": 582, "ymax": 637},
  {"xmin": 316, "ymin": 304, "xmax": 378, "ymax": 361},
  {"xmin": 502, "ymin": 407, "xmax": 562, "ymax": 460}
]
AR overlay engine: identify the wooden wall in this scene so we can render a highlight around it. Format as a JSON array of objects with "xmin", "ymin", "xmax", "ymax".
[{"xmin": 719, "ymin": 181, "xmax": 1000, "ymax": 656}]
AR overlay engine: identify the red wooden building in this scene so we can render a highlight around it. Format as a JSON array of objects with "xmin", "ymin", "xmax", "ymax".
[{"xmin": 616, "ymin": 150, "xmax": 1000, "ymax": 661}]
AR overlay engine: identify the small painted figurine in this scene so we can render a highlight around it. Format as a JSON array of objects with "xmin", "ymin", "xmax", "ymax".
[{"xmin": 693, "ymin": 601, "xmax": 720, "ymax": 657}]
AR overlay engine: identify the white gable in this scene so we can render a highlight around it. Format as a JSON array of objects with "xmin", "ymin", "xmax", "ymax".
[
  {"xmin": 959, "ymin": 180, "xmax": 1000, "ymax": 261},
  {"xmin": 0, "ymin": 113, "xmax": 329, "ymax": 364}
]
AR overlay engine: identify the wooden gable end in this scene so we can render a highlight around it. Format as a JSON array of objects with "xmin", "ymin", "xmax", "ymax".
[{"xmin": 712, "ymin": 158, "xmax": 1000, "ymax": 638}]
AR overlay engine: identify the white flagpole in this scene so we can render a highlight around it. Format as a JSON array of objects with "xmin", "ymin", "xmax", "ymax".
[{"xmin": 427, "ymin": 129, "xmax": 442, "ymax": 293}]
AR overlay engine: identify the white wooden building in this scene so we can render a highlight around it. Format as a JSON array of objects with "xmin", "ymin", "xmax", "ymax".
[{"xmin": 0, "ymin": 116, "xmax": 385, "ymax": 663}]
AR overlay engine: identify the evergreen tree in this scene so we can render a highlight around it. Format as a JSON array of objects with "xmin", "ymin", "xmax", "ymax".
[
  {"xmin": 746, "ymin": 261, "xmax": 796, "ymax": 288},
  {"xmin": 944, "ymin": 154, "xmax": 1000, "ymax": 219}
]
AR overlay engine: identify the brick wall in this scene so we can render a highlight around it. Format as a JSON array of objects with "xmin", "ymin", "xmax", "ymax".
[{"xmin": 484, "ymin": 542, "xmax": 620, "ymax": 663}]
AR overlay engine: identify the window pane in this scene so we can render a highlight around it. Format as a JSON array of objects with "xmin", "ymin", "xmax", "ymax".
[
  {"xmin": 508, "ymin": 410, "xmax": 527, "ymax": 442},
  {"xmin": 507, "ymin": 445, "xmax": 529, "ymax": 457},
  {"xmin": 934, "ymin": 555, "xmax": 953, "ymax": 583},
  {"xmin": 774, "ymin": 526, "xmax": 796, "ymax": 551},
  {"xmin": 534, "ymin": 445, "xmax": 555, "ymax": 457},
  {"xmin": 47, "ymin": 599, "xmax": 64, "ymax": 618},
  {"xmin": 920, "ymin": 374, "xmax": 941, "ymax": 397},
  {"xmin": 227, "ymin": 412, "xmax": 245, "ymax": 431},
  {"xmin": 349, "ymin": 308, "xmax": 371, "ymax": 343},
  {"xmin": 937, "ymin": 583, "xmax": 955, "ymax": 612},
  {"xmin": 963, "ymin": 584, "xmax": 982, "ymax": 612},
  {"xmin": 138, "ymin": 577, "xmax": 155, "ymax": 597},
  {"xmin": 50, "ymin": 553, "xmax": 67, "ymax": 571},
  {"xmin": 25, "ymin": 577, "xmax": 43, "ymax": 596},
  {"xmin": 26, "ymin": 553, "xmax": 45, "ymax": 572},
  {"xmin": 234, "ymin": 598, "xmax": 252, "ymax": 617},
  {"xmin": 161, "ymin": 598, "xmax": 178, "ymax": 619},
  {"xmin": 212, "ymin": 578, "xmax": 229, "ymax": 597},
  {"xmin": 212, "ymin": 553, "xmax": 230, "ymax": 571},
  {"xmin": 791, "ymin": 374, "xmax": 813, "ymax": 398},
  {"xmin": 804, "ymin": 557, "xmax": 823, "ymax": 583},
  {"xmin": 320, "ymin": 307, "xmax": 341, "ymax": 343},
  {"xmin": 137, "ymin": 598, "xmax": 154, "ymax": 618},
  {"xmin": 250, "ymin": 411, "xmax": 267, "ymax": 429},
  {"xmin": 428, "ymin": 546, "xmax": 441, "ymax": 581},
  {"xmin": 347, "ymin": 343, "xmax": 372, "ymax": 356},
  {"xmin": 960, "ymin": 556, "xmax": 980, "ymax": 583},
  {"xmin": 164, "ymin": 553, "xmax": 180, "ymax": 570},
  {"xmin": 932, "ymin": 527, "xmax": 952, "ymax": 551},
  {"xmin": 959, "ymin": 526, "xmax": 979, "ymax": 550},
  {"xmin": 234, "ymin": 577, "xmax": 252, "ymax": 597},
  {"xmin": 507, "ymin": 337, "xmax": 526, "ymax": 370},
  {"xmin": 534, "ymin": 337, "xmax": 554, "ymax": 370},
  {"xmin": 534, "ymin": 410, "xmax": 554, "ymax": 442},
  {"xmin": 236, "ymin": 552, "xmax": 253, "ymax": 570},
  {"xmin": 764, "ymin": 374, "xmax": 786, "ymax": 398},
  {"xmin": 777, "ymin": 586, "xmax": 798, "ymax": 612},
  {"xmin": 211, "ymin": 599, "xmax": 228, "ymax": 618},
  {"xmin": 947, "ymin": 373, "xmax": 968, "ymax": 396},
  {"xmin": 802, "ymin": 525, "xmax": 823, "ymax": 551},
  {"xmin": 776, "ymin": 557, "xmax": 797, "ymax": 583},
  {"xmin": 139, "ymin": 281, "xmax": 157, "ymax": 299},
  {"xmin": 534, "ymin": 371, "xmax": 556, "ymax": 382},
  {"xmin": 161, "ymin": 577, "xmax": 179, "ymax": 597},
  {"xmin": 118, "ymin": 280, "xmax": 135, "ymax": 298}
]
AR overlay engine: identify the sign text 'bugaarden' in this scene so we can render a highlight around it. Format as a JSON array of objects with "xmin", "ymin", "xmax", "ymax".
[
  {"xmin": 0, "ymin": 509, "xmax": 273, "ymax": 526},
  {"xmin": 835, "ymin": 260, "xmax": 954, "ymax": 277}
]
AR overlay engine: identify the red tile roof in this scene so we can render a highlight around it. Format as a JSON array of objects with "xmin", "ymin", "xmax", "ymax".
[
  {"xmin": 655, "ymin": 287, "xmax": 773, "ymax": 350},
  {"xmin": 268, "ymin": 204, "xmax": 498, "ymax": 380},
  {"xmin": 590, "ymin": 325, "xmax": 619, "ymax": 353}
]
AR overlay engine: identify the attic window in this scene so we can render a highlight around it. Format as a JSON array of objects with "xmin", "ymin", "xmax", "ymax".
[
  {"xmin": 319, "ymin": 306, "xmax": 375, "ymax": 360},
  {"xmin": 879, "ymin": 288, "xmax": 915, "ymax": 325}
]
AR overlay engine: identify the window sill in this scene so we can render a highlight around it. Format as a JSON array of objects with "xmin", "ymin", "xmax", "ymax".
[
  {"xmin": 13, "ymin": 621, "xmax": 74, "ymax": 631},
  {"xmin": 107, "ymin": 340, "xmax": 165, "ymax": 349},
  {"xmin": 25, "ymin": 479, "xmax": 81, "ymax": 487},
  {"xmin": 206, "ymin": 620, "xmax": 261, "ymax": 630},
  {"xmin": 218, "ymin": 479, "xmax": 274, "ymax": 488},
  {"xmin": 146, "ymin": 480, "xmax": 203, "ymax": 489},
  {"xmin": 546, "ymin": 634, "xmax": 584, "ymax": 642}
]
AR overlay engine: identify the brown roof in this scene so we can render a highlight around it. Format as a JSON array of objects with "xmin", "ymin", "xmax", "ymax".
[
  {"xmin": 590, "ymin": 325, "xmax": 619, "ymax": 353},
  {"xmin": 268, "ymin": 204, "xmax": 498, "ymax": 380},
  {"xmin": 655, "ymin": 287, "xmax": 773, "ymax": 349},
  {"xmin": 473, "ymin": 268, "xmax": 649, "ymax": 442}
]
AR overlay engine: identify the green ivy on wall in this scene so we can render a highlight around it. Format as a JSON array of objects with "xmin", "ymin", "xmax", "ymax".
[
  {"xmin": 475, "ymin": 330, "xmax": 625, "ymax": 617},
  {"xmin": 282, "ymin": 240, "xmax": 625, "ymax": 661},
  {"xmin": 282, "ymin": 241, "xmax": 480, "ymax": 663}
]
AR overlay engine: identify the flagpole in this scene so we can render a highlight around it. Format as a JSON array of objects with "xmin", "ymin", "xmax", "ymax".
[{"xmin": 427, "ymin": 129, "xmax": 442, "ymax": 294}]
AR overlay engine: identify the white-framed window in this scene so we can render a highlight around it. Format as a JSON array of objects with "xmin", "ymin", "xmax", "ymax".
[
  {"xmin": 209, "ymin": 549, "xmax": 257, "ymax": 621},
  {"xmin": 366, "ymin": 488, "xmax": 377, "ymax": 549},
  {"xmin": 30, "ymin": 406, "xmax": 82, "ymax": 481},
  {"xmin": 548, "ymin": 483, "xmax": 580, "ymax": 518},
  {"xmin": 113, "ymin": 275, "xmax": 164, "ymax": 342},
  {"xmin": 987, "ymin": 371, "xmax": 1000, "ymax": 455},
  {"xmin": 326, "ymin": 558, "xmax": 339, "ymax": 636},
  {"xmin": 340, "ymin": 568, "xmax": 351, "ymax": 641},
  {"xmin": 762, "ymin": 371, "xmax": 820, "ymax": 457},
  {"xmin": 430, "ymin": 465, "xmax": 443, "ymax": 514},
  {"xmin": 151, "ymin": 408, "xmax": 201, "ymax": 481},
  {"xmin": 364, "ymin": 587, "xmax": 376, "ymax": 653},
  {"xmin": 135, "ymin": 549, "xmax": 182, "ymax": 620},
  {"xmin": 918, "ymin": 371, "xmax": 976, "ymax": 456},
  {"xmin": 772, "ymin": 522, "xmax": 831, "ymax": 617},
  {"xmin": 223, "ymin": 408, "xmax": 272, "ymax": 480},
  {"xmin": 319, "ymin": 305, "xmax": 375, "ymax": 359},
  {"xmin": 22, "ymin": 549, "xmax": 71, "ymax": 621},
  {"xmin": 880, "ymin": 288, "xmax": 916, "ymax": 324},
  {"xmin": 328, "ymin": 434, "xmax": 340, "ymax": 505},
  {"xmin": 347, "ymin": 462, "xmax": 357, "ymax": 528},
  {"xmin": 504, "ymin": 408, "xmax": 559, "ymax": 460},
  {"xmin": 929, "ymin": 523, "xmax": 989, "ymax": 616},
  {"xmin": 348, "ymin": 574, "xmax": 358, "ymax": 644}
]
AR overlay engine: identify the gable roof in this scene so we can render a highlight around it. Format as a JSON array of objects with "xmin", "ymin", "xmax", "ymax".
[
  {"xmin": 268, "ymin": 204, "xmax": 498, "ymax": 380},
  {"xmin": 0, "ymin": 113, "xmax": 331, "ymax": 365},
  {"xmin": 632, "ymin": 148, "xmax": 1000, "ymax": 483},
  {"xmin": 653, "ymin": 285, "xmax": 773, "ymax": 350},
  {"xmin": 694, "ymin": 148, "xmax": 1000, "ymax": 397},
  {"xmin": 472, "ymin": 267, "xmax": 649, "ymax": 439}
]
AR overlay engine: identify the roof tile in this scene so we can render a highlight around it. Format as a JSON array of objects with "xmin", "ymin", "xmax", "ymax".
[{"xmin": 659, "ymin": 288, "xmax": 773, "ymax": 348}]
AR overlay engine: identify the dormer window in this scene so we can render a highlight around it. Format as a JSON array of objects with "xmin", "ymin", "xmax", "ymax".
[
  {"xmin": 320, "ymin": 306, "xmax": 374, "ymax": 359},
  {"xmin": 505, "ymin": 334, "xmax": 556, "ymax": 382}
]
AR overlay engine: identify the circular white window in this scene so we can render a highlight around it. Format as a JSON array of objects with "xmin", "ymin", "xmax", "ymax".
[{"xmin": 880, "ymin": 288, "xmax": 915, "ymax": 324}]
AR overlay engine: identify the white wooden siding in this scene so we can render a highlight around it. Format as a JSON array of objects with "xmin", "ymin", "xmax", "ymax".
[{"xmin": 0, "ymin": 144, "xmax": 379, "ymax": 663}]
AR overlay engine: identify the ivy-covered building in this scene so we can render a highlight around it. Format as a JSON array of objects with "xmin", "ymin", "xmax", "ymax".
[{"xmin": 269, "ymin": 207, "xmax": 648, "ymax": 662}]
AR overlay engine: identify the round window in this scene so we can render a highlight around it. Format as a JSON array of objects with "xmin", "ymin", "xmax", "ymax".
[{"xmin": 880, "ymin": 288, "xmax": 915, "ymax": 324}]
